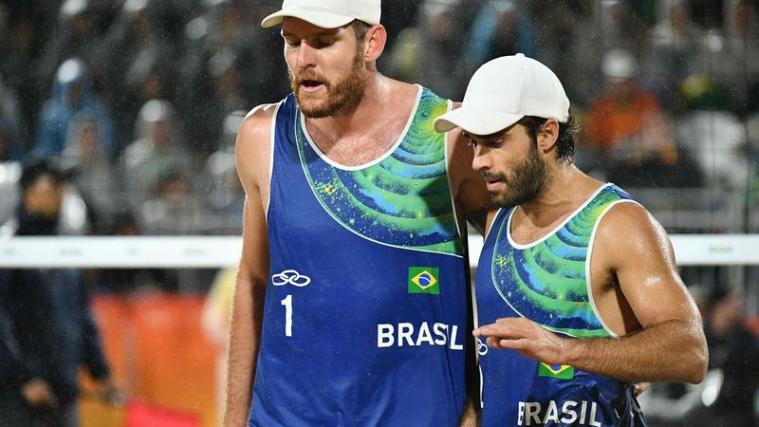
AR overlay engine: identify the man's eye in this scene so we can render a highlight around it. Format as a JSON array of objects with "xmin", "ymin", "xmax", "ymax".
[
  {"xmin": 313, "ymin": 39, "xmax": 333, "ymax": 48},
  {"xmin": 285, "ymin": 40, "xmax": 300, "ymax": 47}
]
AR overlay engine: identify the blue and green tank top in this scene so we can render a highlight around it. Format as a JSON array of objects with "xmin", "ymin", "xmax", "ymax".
[
  {"xmin": 475, "ymin": 183, "xmax": 647, "ymax": 426},
  {"xmin": 250, "ymin": 86, "xmax": 470, "ymax": 426}
]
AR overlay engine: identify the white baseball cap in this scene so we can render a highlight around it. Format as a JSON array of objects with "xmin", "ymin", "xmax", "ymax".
[
  {"xmin": 261, "ymin": 0, "xmax": 381, "ymax": 29},
  {"xmin": 434, "ymin": 54, "xmax": 570, "ymax": 136}
]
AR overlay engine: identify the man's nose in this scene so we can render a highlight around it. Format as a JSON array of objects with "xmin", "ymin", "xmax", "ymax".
[
  {"xmin": 472, "ymin": 145, "xmax": 491, "ymax": 173},
  {"xmin": 296, "ymin": 42, "xmax": 317, "ymax": 69}
]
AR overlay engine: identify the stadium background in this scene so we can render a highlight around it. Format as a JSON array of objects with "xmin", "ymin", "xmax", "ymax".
[{"xmin": 0, "ymin": 0, "xmax": 758, "ymax": 425}]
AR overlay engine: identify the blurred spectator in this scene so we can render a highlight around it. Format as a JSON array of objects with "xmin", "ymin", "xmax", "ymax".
[
  {"xmin": 0, "ymin": 3, "xmax": 55, "ymax": 151},
  {"xmin": 585, "ymin": 49, "xmax": 662, "ymax": 153},
  {"xmin": 527, "ymin": 0, "xmax": 584, "ymax": 81},
  {"xmin": 201, "ymin": 48, "xmax": 248, "ymax": 153},
  {"xmin": 642, "ymin": 0, "xmax": 703, "ymax": 108},
  {"xmin": 413, "ymin": 5, "xmax": 465, "ymax": 99},
  {"xmin": 35, "ymin": 0, "xmax": 109, "ymax": 93},
  {"xmin": 565, "ymin": 1, "xmax": 649, "ymax": 107},
  {"xmin": 177, "ymin": 0, "xmax": 264, "ymax": 155},
  {"xmin": 95, "ymin": 210, "xmax": 168, "ymax": 294},
  {"xmin": 462, "ymin": 1, "xmax": 536, "ymax": 83},
  {"xmin": 722, "ymin": 0, "xmax": 759, "ymax": 114},
  {"xmin": 138, "ymin": 167, "xmax": 212, "ymax": 294},
  {"xmin": 387, "ymin": 26, "xmax": 423, "ymax": 84},
  {"xmin": 204, "ymin": 111, "xmax": 245, "ymax": 234},
  {"xmin": 688, "ymin": 0, "xmax": 725, "ymax": 30},
  {"xmin": 98, "ymin": 0, "xmax": 175, "ymax": 151},
  {"xmin": 696, "ymin": 284, "xmax": 759, "ymax": 426},
  {"xmin": 119, "ymin": 99, "xmax": 193, "ymax": 209},
  {"xmin": 0, "ymin": 158, "xmax": 117, "ymax": 427},
  {"xmin": 411, "ymin": 0, "xmax": 491, "ymax": 99},
  {"xmin": 378, "ymin": 0, "xmax": 421, "ymax": 70},
  {"xmin": 139, "ymin": 168, "xmax": 207, "ymax": 235},
  {"xmin": 35, "ymin": 58, "xmax": 116, "ymax": 160},
  {"xmin": 0, "ymin": 77, "xmax": 24, "ymax": 157},
  {"xmin": 0, "ymin": 163, "xmax": 21, "ymax": 227},
  {"xmin": 605, "ymin": 112, "xmax": 703, "ymax": 188},
  {"xmin": 750, "ymin": 114, "xmax": 759, "ymax": 223},
  {"xmin": 676, "ymin": 108, "xmax": 747, "ymax": 190},
  {"xmin": 61, "ymin": 113, "xmax": 117, "ymax": 233},
  {"xmin": 209, "ymin": 48, "xmax": 245, "ymax": 114},
  {"xmin": 0, "ymin": 117, "xmax": 23, "ymax": 162}
]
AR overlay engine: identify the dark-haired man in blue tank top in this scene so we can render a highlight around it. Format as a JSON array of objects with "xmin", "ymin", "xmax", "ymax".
[
  {"xmin": 434, "ymin": 54, "xmax": 708, "ymax": 426},
  {"xmin": 225, "ymin": 1, "xmax": 490, "ymax": 425}
]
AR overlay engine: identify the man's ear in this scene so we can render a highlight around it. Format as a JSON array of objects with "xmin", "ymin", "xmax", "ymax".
[
  {"xmin": 538, "ymin": 119, "xmax": 560, "ymax": 153},
  {"xmin": 363, "ymin": 24, "xmax": 387, "ymax": 63}
]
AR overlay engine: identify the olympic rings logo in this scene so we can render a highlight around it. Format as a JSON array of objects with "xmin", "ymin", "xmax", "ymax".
[{"xmin": 271, "ymin": 269, "xmax": 311, "ymax": 287}]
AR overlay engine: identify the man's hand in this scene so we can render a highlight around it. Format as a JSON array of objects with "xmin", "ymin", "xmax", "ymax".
[
  {"xmin": 473, "ymin": 317, "xmax": 569, "ymax": 365},
  {"xmin": 633, "ymin": 382, "xmax": 649, "ymax": 396},
  {"xmin": 21, "ymin": 378, "xmax": 58, "ymax": 409}
]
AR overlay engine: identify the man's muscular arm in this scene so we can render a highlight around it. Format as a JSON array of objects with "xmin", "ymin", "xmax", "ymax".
[
  {"xmin": 475, "ymin": 203, "xmax": 708, "ymax": 384},
  {"xmin": 224, "ymin": 106, "xmax": 275, "ymax": 426}
]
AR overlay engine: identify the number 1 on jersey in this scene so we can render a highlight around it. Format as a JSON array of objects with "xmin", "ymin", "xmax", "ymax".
[{"xmin": 281, "ymin": 294, "xmax": 293, "ymax": 337}]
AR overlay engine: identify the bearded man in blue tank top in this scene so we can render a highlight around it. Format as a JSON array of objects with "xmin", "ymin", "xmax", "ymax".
[
  {"xmin": 225, "ymin": 1, "xmax": 491, "ymax": 426},
  {"xmin": 434, "ymin": 55, "xmax": 708, "ymax": 427}
]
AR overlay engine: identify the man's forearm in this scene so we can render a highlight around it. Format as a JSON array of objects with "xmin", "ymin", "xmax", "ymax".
[
  {"xmin": 224, "ymin": 278, "xmax": 266, "ymax": 427},
  {"xmin": 458, "ymin": 398, "xmax": 479, "ymax": 427},
  {"xmin": 564, "ymin": 318, "xmax": 707, "ymax": 384}
]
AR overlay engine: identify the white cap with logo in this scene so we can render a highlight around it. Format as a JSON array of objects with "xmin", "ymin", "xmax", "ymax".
[
  {"xmin": 261, "ymin": 0, "xmax": 381, "ymax": 29},
  {"xmin": 434, "ymin": 54, "xmax": 570, "ymax": 136}
]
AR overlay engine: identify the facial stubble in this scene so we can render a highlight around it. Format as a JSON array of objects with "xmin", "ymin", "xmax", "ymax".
[
  {"xmin": 290, "ymin": 45, "xmax": 368, "ymax": 119},
  {"xmin": 490, "ymin": 142, "xmax": 550, "ymax": 208}
]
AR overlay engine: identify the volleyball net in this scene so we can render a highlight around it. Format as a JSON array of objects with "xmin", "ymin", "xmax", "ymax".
[{"xmin": 2, "ymin": 234, "xmax": 759, "ymax": 268}]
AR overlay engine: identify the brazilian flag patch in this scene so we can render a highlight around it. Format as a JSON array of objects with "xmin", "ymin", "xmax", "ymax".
[
  {"xmin": 408, "ymin": 267, "xmax": 439, "ymax": 295},
  {"xmin": 538, "ymin": 363, "xmax": 575, "ymax": 380}
]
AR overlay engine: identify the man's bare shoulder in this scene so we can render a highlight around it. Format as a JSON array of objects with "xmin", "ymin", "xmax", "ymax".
[
  {"xmin": 236, "ymin": 103, "xmax": 280, "ymax": 189},
  {"xmin": 598, "ymin": 201, "xmax": 661, "ymax": 237},
  {"xmin": 595, "ymin": 200, "xmax": 676, "ymax": 266},
  {"xmin": 238, "ymin": 103, "xmax": 279, "ymax": 145}
]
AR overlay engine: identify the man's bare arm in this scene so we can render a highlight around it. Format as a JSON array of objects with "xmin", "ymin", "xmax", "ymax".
[
  {"xmin": 224, "ymin": 107, "xmax": 275, "ymax": 426},
  {"xmin": 475, "ymin": 203, "xmax": 708, "ymax": 384},
  {"xmin": 570, "ymin": 203, "xmax": 708, "ymax": 383},
  {"xmin": 458, "ymin": 400, "xmax": 478, "ymax": 427}
]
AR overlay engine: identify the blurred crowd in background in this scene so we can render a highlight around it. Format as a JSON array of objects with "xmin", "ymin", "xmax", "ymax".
[
  {"xmin": 0, "ymin": 0, "xmax": 758, "ymax": 425},
  {"xmin": 0, "ymin": 0, "xmax": 758, "ymax": 237}
]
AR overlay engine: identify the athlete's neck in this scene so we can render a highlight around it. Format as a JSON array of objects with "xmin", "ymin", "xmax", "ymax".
[
  {"xmin": 304, "ymin": 74, "xmax": 418, "ymax": 165},
  {"xmin": 518, "ymin": 164, "xmax": 602, "ymax": 228}
]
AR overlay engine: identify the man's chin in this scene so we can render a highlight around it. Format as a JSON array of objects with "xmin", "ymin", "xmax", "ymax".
[
  {"xmin": 296, "ymin": 96, "xmax": 331, "ymax": 118},
  {"xmin": 300, "ymin": 104, "xmax": 332, "ymax": 118},
  {"xmin": 491, "ymin": 192, "xmax": 517, "ymax": 208}
]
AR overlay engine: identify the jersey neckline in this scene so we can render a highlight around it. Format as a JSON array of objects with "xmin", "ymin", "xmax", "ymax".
[
  {"xmin": 297, "ymin": 84, "xmax": 424, "ymax": 171},
  {"xmin": 506, "ymin": 183, "xmax": 613, "ymax": 250}
]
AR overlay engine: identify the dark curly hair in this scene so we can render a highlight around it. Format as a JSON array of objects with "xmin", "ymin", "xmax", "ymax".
[{"xmin": 518, "ymin": 115, "xmax": 580, "ymax": 162}]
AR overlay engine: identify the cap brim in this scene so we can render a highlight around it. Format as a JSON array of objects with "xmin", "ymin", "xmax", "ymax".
[
  {"xmin": 261, "ymin": 7, "xmax": 355, "ymax": 29},
  {"xmin": 434, "ymin": 108, "xmax": 523, "ymax": 136}
]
